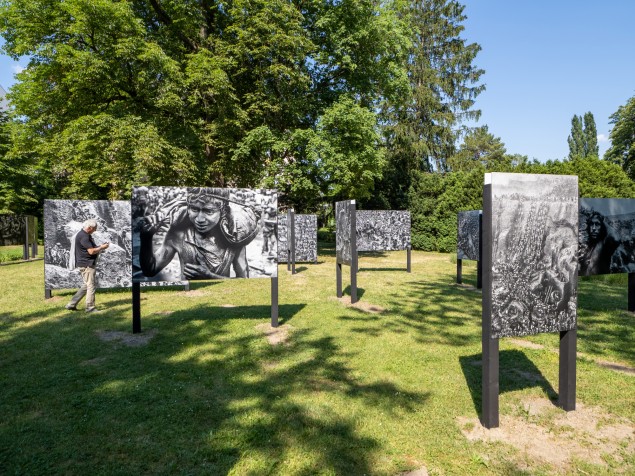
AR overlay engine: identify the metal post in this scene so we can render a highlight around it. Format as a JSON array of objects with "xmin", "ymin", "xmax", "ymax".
[
  {"xmin": 45, "ymin": 288, "xmax": 52, "ymax": 299},
  {"xmin": 290, "ymin": 209, "xmax": 296, "ymax": 275},
  {"xmin": 132, "ymin": 282, "xmax": 141, "ymax": 334},
  {"xmin": 629, "ymin": 273, "xmax": 635, "ymax": 312},
  {"xmin": 407, "ymin": 245, "xmax": 411, "ymax": 273},
  {"xmin": 477, "ymin": 212, "xmax": 483, "ymax": 289},
  {"xmin": 481, "ymin": 180, "xmax": 499, "ymax": 428},
  {"xmin": 558, "ymin": 329, "xmax": 576, "ymax": 411},
  {"xmin": 476, "ymin": 260, "xmax": 482, "ymax": 289},
  {"xmin": 336, "ymin": 262, "xmax": 342, "ymax": 298},
  {"xmin": 457, "ymin": 258, "xmax": 463, "ymax": 284},
  {"xmin": 350, "ymin": 200, "xmax": 358, "ymax": 303},
  {"xmin": 32, "ymin": 241, "xmax": 37, "ymax": 259},
  {"xmin": 271, "ymin": 276, "xmax": 279, "ymax": 327},
  {"xmin": 184, "ymin": 281, "xmax": 190, "ymax": 292},
  {"xmin": 23, "ymin": 217, "xmax": 29, "ymax": 260}
]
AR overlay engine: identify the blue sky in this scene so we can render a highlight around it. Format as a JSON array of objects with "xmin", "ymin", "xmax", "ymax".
[{"xmin": 1, "ymin": 1, "xmax": 634, "ymax": 162}]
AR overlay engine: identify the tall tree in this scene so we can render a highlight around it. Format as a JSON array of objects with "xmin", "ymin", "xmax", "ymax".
[
  {"xmin": 447, "ymin": 125, "xmax": 506, "ymax": 171},
  {"xmin": 568, "ymin": 111, "xmax": 598, "ymax": 159},
  {"xmin": 0, "ymin": 0, "xmax": 409, "ymax": 206},
  {"xmin": 605, "ymin": 96, "xmax": 635, "ymax": 180},
  {"xmin": 363, "ymin": 0, "xmax": 484, "ymax": 210}
]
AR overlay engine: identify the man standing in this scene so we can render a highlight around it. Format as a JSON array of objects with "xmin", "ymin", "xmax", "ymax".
[{"xmin": 65, "ymin": 219, "xmax": 109, "ymax": 312}]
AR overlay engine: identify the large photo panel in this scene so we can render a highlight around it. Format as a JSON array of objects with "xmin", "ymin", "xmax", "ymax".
[
  {"xmin": 0, "ymin": 215, "xmax": 26, "ymax": 246},
  {"xmin": 44, "ymin": 200, "xmax": 132, "ymax": 289},
  {"xmin": 336, "ymin": 200, "xmax": 354, "ymax": 265},
  {"xmin": 579, "ymin": 198, "xmax": 635, "ymax": 275},
  {"xmin": 132, "ymin": 187, "xmax": 278, "ymax": 282},
  {"xmin": 277, "ymin": 213, "xmax": 289, "ymax": 262},
  {"xmin": 457, "ymin": 210, "xmax": 481, "ymax": 261},
  {"xmin": 488, "ymin": 173, "xmax": 578, "ymax": 338},
  {"xmin": 356, "ymin": 210, "xmax": 410, "ymax": 252}
]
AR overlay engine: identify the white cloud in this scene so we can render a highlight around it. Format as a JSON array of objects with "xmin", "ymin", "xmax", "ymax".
[
  {"xmin": 597, "ymin": 133, "xmax": 609, "ymax": 143},
  {"xmin": 11, "ymin": 64, "xmax": 25, "ymax": 74}
]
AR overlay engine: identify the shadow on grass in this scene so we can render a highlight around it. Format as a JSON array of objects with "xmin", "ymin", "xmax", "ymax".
[
  {"xmin": 0, "ymin": 299, "xmax": 431, "ymax": 474},
  {"xmin": 343, "ymin": 285, "xmax": 365, "ymax": 300},
  {"xmin": 459, "ymin": 350, "xmax": 558, "ymax": 417}
]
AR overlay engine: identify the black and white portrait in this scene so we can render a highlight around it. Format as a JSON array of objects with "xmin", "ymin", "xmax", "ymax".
[
  {"xmin": 336, "ymin": 200, "xmax": 354, "ymax": 265},
  {"xmin": 278, "ymin": 213, "xmax": 318, "ymax": 263},
  {"xmin": 132, "ymin": 187, "xmax": 277, "ymax": 282},
  {"xmin": 356, "ymin": 210, "xmax": 410, "ymax": 252},
  {"xmin": 0, "ymin": 215, "xmax": 26, "ymax": 246},
  {"xmin": 457, "ymin": 210, "xmax": 481, "ymax": 261},
  {"xmin": 44, "ymin": 200, "xmax": 132, "ymax": 289},
  {"xmin": 488, "ymin": 173, "xmax": 578, "ymax": 338},
  {"xmin": 579, "ymin": 198, "xmax": 635, "ymax": 275}
]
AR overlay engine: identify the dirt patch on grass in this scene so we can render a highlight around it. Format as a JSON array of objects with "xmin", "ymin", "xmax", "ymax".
[
  {"xmin": 47, "ymin": 296, "xmax": 65, "ymax": 303},
  {"xmin": 595, "ymin": 359, "xmax": 635, "ymax": 375},
  {"xmin": 508, "ymin": 338, "xmax": 544, "ymax": 350},
  {"xmin": 458, "ymin": 396, "xmax": 635, "ymax": 471},
  {"xmin": 221, "ymin": 304, "xmax": 237, "ymax": 308},
  {"xmin": 334, "ymin": 296, "xmax": 385, "ymax": 314},
  {"xmin": 255, "ymin": 323, "xmax": 293, "ymax": 346},
  {"xmin": 80, "ymin": 356, "xmax": 107, "ymax": 366},
  {"xmin": 154, "ymin": 311, "xmax": 173, "ymax": 315},
  {"xmin": 399, "ymin": 466, "xmax": 428, "ymax": 476},
  {"xmin": 177, "ymin": 289, "xmax": 206, "ymax": 297},
  {"xmin": 96, "ymin": 328, "xmax": 158, "ymax": 347}
]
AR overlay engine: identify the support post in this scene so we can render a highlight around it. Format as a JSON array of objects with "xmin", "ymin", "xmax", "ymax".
[
  {"xmin": 481, "ymin": 180, "xmax": 499, "ymax": 428},
  {"xmin": 350, "ymin": 201, "xmax": 358, "ymax": 303},
  {"xmin": 629, "ymin": 273, "xmax": 635, "ymax": 312},
  {"xmin": 477, "ymin": 212, "xmax": 483, "ymax": 289},
  {"xmin": 457, "ymin": 258, "xmax": 463, "ymax": 284},
  {"xmin": 476, "ymin": 260, "xmax": 482, "ymax": 289},
  {"xmin": 45, "ymin": 288, "xmax": 52, "ymax": 299},
  {"xmin": 32, "ymin": 241, "xmax": 38, "ymax": 259},
  {"xmin": 290, "ymin": 209, "xmax": 296, "ymax": 275},
  {"xmin": 336, "ymin": 262, "xmax": 342, "ymax": 298},
  {"xmin": 407, "ymin": 245, "xmax": 411, "ymax": 273},
  {"xmin": 558, "ymin": 329, "xmax": 576, "ymax": 411},
  {"xmin": 132, "ymin": 282, "xmax": 141, "ymax": 334},
  {"xmin": 184, "ymin": 281, "xmax": 190, "ymax": 292},
  {"xmin": 23, "ymin": 217, "xmax": 29, "ymax": 260},
  {"xmin": 271, "ymin": 276, "xmax": 279, "ymax": 327}
]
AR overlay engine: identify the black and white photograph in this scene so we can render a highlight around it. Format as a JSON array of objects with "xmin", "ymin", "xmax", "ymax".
[
  {"xmin": 0, "ymin": 214, "xmax": 26, "ymax": 246},
  {"xmin": 295, "ymin": 214, "xmax": 318, "ymax": 262},
  {"xmin": 278, "ymin": 214, "xmax": 318, "ymax": 263},
  {"xmin": 336, "ymin": 200, "xmax": 354, "ymax": 265},
  {"xmin": 356, "ymin": 210, "xmax": 410, "ymax": 252},
  {"xmin": 44, "ymin": 200, "xmax": 132, "ymax": 289},
  {"xmin": 579, "ymin": 198, "xmax": 635, "ymax": 276},
  {"xmin": 488, "ymin": 173, "xmax": 578, "ymax": 338},
  {"xmin": 132, "ymin": 187, "xmax": 278, "ymax": 282},
  {"xmin": 277, "ymin": 213, "xmax": 289, "ymax": 262},
  {"xmin": 457, "ymin": 210, "xmax": 481, "ymax": 261}
]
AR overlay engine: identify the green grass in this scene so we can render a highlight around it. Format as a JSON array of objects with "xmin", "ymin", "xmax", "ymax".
[
  {"xmin": 0, "ymin": 244, "xmax": 43, "ymax": 263},
  {"xmin": 0, "ymin": 247, "xmax": 634, "ymax": 475}
]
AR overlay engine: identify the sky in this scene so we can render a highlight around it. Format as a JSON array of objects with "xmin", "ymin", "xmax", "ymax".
[{"xmin": 1, "ymin": 1, "xmax": 634, "ymax": 162}]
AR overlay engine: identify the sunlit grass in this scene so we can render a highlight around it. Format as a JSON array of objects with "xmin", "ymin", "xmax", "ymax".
[{"xmin": 0, "ymin": 247, "xmax": 633, "ymax": 474}]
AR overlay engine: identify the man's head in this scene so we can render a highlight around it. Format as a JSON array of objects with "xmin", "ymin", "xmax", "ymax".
[
  {"xmin": 82, "ymin": 219, "xmax": 98, "ymax": 234},
  {"xmin": 186, "ymin": 188, "xmax": 229, "ymax": 234},
  {"xmin": 587, "ymin": 212, "xmax": 605, "ymax": 242}
]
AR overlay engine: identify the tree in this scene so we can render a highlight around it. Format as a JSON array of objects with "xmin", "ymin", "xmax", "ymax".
[
  {"xmin": 365, "ymin": 0, "xmax": 483, "ymax": 210},
  {"xmin": 447, "ymin": 125, "xmax": 506, "ymax": 171},
  {"xmin": 0, "ymin": 0, "xmax": 409, "ymax": 206},
  {"xmin": 605, "ymin": 95, "xmax": 635, "ymax": 180},
  {"xmin": 568, "ymin": 111, "xmax": 598, "ymax": 159}
]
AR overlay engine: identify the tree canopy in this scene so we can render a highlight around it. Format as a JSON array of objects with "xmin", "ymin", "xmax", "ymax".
[{"xmin": 606, "ymin": 95, "xmax": 635, "ymax": 180}]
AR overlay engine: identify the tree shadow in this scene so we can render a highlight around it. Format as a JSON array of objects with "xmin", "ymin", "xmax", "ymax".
[
  {"xmin": 342, "ymin": 285, "xmax": 365, "ymax": 300},
  {"xmin": 0, "ymin": 303, "xmax": 431, "ymax": 474},
  {"xmin": 459, "ymin": 349, "xmax": 558, "ymax": 417}
]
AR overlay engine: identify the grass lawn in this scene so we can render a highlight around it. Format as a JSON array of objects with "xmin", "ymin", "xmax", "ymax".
[{"xmin": 0, "ymin": 246, "xmax": 633, "ymax": 475}]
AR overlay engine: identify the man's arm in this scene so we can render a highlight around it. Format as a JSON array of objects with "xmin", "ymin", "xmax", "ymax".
[
  {"xmin": 232, "ymin": 246, "xmax": 249, "ymax": 278},
  {"xmin": 139, "ymin": 223, "xmax": 178, "ymax": 277}
]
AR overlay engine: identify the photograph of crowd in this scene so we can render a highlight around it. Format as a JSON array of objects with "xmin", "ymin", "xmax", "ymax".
[
  {"xmin": 488, "ymin": 173, "xmax": 578, "ymax": 338},
  {"xmin": 132, "ymin": 187, "xmax": 278, "ymax": 282},
  {"xmin": 356, "ymin": 210, "xmax": 410, "ymax": 252},
  {"xmin": 457, "ymin": 210, "xmax": 481, "ymax": 261},
  {"xmin": 336, "ymin": 200, "xmax": 354, "ymax": 265},
  {"xmin": 0, "ymin": 215, "xmax": 27, "ymax": 246},
  {"xmin": 278, "ymin": 213, "xmax": 318, "ymax": 263},
  {"xmin": 579, "ymin": 198, "xmax": 635, "ymax": 275},
  {"xmin": 44, "ymin": 200, "xmax": 132, "ymax": 289}
]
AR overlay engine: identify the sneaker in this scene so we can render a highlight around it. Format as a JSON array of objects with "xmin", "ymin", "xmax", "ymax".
[
  {"xmin": 85, "ymin": 308, "xmax": 102, "ymax": 313},
  {"xmin": 65, "ymin": 305, "xmax": 78, "ymax": 311}
]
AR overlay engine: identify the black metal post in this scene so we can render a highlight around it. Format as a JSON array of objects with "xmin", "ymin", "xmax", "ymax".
[
  {"xmin": 407, "ymin": 245, "xmax": 411, "ymax": 273},
  {"xmin": 290, "ymin": 209, "xmax": 296, "ymax": 275},
  {"xmin": 184, "ymin": 281, "xmax": 190, "ymax": 291},
  {"xmin": 558, "ymin": 329, "xmax": 576, "ymax": 411},
  {"xmin": 476, "ymin": 260, "xmax": 482, "ymax": 289},
  {"xmin": 45, "ymin": 288, "xmax": 52, "ymax": 299},
  {"xmin": 271, "ymin": 276, "xmax": 279, "ymax": 327},
  {"xmin": 457, "ymin": 258, "xmax": 463, "ymax": 284},
  {"xmin": 336, "ymin": 262, "xmax": 342, "ymax": 298},
  {"xmin": 132, "ymin": 282, "xmax": 141, "ymax": 334},
  {"xmin": 629, "ymin": 273, "xmax": 635, "ymax": 312},
  {"xmin": 477, "ymin": 212, "xmax": 483, "ymax": 289},
  {"xmin": 481, "ymin": 181, "xmax": 499, "ymax": 428},
  {"xmin": 350, "ymin": 201, "xmax": 358, "ymax": 303},
  {"xmin": 23, "ymin": 217, "xmax": 29, "ymax": 260},
  {"xmin": 31, "ymin": 241, "xmax": 37, "ymax": 259}
]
